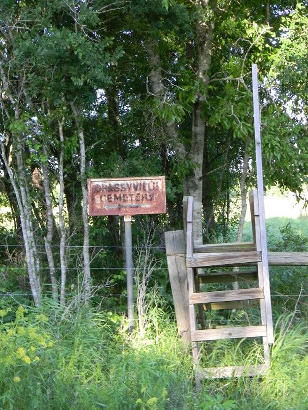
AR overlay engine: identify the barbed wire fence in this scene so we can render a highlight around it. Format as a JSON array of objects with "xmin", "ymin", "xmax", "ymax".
[{"xmin": 0, "ymin": 244, "xmax": 307, "ymax": 306}]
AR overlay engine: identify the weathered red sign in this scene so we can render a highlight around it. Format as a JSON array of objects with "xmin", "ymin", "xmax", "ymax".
[{"xmin": 88, "ymin": 176, "xmax": 166, "ymax": 216}]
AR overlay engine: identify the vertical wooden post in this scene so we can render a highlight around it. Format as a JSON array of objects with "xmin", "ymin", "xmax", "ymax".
[
  {"xmin": 250, "ymin": 190, "xmax": 270, "ymax": 365},
  {"xmin": 184, "ymin": 196, "xmax": 200, "ymax": 365},
  {"xmin": 252, "ymin": 64, "xmax": 274, "ymax": 344},
  {"xmin": 165, "ymin": 230, "xmax": 191, "ymax": 345}
]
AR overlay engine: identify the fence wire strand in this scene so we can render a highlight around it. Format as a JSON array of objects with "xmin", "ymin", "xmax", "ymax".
[{"xmin": 1, "ymin": 245, "xmax": 306, "ymax": 303}]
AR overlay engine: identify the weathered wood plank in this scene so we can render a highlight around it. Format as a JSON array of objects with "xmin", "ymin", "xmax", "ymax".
[
  {"xmin": 187, "ymin": 266, "xmax": 200, "ymax": 363},
  {"xmin": 187, "ymin": 251, "xmax": 261, "ymax": 267},
  {"xmin": 268, "ymin": 252, "xmax": 308, "ymax": 265},
  {"xmin": 191, "ymin": 325, "xmax": 267, "ymax": 341},
  {"xmin": 198, "ymin": 270, "xmax": 258, "ymax": 283},
  {"xmin": 208, "ymin": 300, "xmax": 259, "ymax": 310},
  {"xmin": 194, "ymin": 242, "xmax": 256, "ymax": 253},
  {"xmin": 199, "ymin": 269, "xmax": 258, "ymax": 276},
  {"xmin": 165, "ymin": 230, "xmax": 190, "ymax": 344},
  {"xmin": 166, "ymin": 250, "xmax": 308, "ymax": 266},
  {"xmin": 189, "ymin": 288, "xmax": 263, "ymax": 304},
  {"xmin": 196, "ymin": 364, "xmax": 268, "ymax": 379},
  {"xmin": 165, "ymin": 230, "xmax": 185, "ymax": 257},
  {"xmin": 252, "ymin": 64, "xmax": 274, "ymax": 345}
]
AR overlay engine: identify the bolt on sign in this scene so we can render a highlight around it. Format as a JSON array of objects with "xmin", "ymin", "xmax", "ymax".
[{"xmin": 88, "ymin": 176, "xmax": 166, "ymax": 216}]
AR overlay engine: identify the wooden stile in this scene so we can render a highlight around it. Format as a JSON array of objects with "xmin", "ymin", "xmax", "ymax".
[
  {"xmin": 183, "ymin": 191, "xmax": 273, "ymax": 380},
  {"xmin": 164, "ymin": 65, "xmax": 307, "ymax": 379},
  {"xmin": 165, "ymin": 188, "xmax": 307, "ymax": 378}
]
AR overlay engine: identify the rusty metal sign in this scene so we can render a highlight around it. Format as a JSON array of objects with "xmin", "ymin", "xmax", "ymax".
[{"xmin": 88, "ymin": 176, "xmax": 166, "ymax": 216}]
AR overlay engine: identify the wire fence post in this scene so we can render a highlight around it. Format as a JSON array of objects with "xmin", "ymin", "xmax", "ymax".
[{"xmin": 124, "ymin": 215, "xmax": 134, "ymax": 332}]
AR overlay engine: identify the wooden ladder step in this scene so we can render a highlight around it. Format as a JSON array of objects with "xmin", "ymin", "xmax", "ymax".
[
  {"xmin": 207, "ymin": 300, "xmax": 259, "ymax": 310},
  {"xmin": 196, "ymin": 364, "xmax": 269, "ymax": 379},
  {"xmin": 191, "ymin": 325, "xmax": 267, "ymax": 341},
  {"xmin": 189, "ymin": 288, "xmax": 264, "ymax": 304},
  {"xmin": 194, "ymin": 242, "xmax": 256, "ymax": 253},
  {"xmin": 187, "ymin": 251, "xmax": 261, "ymax": 268},
  {"xmin": 198, "ymin": 270, "xmax": 258, "ymax": 283}
]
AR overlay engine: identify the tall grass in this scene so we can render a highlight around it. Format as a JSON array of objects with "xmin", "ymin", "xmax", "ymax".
[{"xmin": 0, "ymin": 301, "xmax": 307, "ymax": 410}]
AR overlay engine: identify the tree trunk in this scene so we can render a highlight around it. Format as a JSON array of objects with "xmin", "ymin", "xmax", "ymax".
[
  {"xmin": 205, "ymin": 138, "xmax": 230, "ymax": 237},
  {"xmin": 71, "ymin": 103, "xmax": 91, "ymax": 302},
  {"xmin": 184, "ymin": 102, "xmax": 207, "ymax": 244},
  {"xmin": 63, "ymin": 171, "xmax": 82, "ymax": 239},
  {"xmin": 16, "ymin": 135, "xmax": 41, "ymax": 305},
  {"xmin": 237, "ymin": 149, "xmax": 250, "ymax": 242},
  {"xmin": 147, "ymin": 41, "xmax": 186, "ymax": 158},
  {"xmin": 58, "ymin": 120, "xmax": 67, "ymax": 306},
  {"xmin": 106, "ymin": 86, "xmax": 123, "ymax": 253},
  {"xmin": 106, "ymin": 86, "xmax": 124, "ymax": 156},
  {"xmin": 0, "ymin": 62, "xmax": 41, "ymax": 305},
  {"xmin": 41, "ymin": 144, "xmax": 58, "ymax": 301},
  {"xmin": 202, "ymin": 142, "xmax": 216, "ymax": 240},
  {"xmin": 1, "ymin": 133, "xmax": 42, "ymax": 306},
  {"xmin": 233, "ymin": 142, "xmax": 250, "ymax": 291},
  {"xmin": 184, "ymin": 1, "xmax": 215, "ymax": 244},
  {"xmin": 1, "ymin": 155, "xmax": 22, "ymax": 234},
  {"xmin": 146, "ymin": 3, "xmax": 215, "ymax": 243}
]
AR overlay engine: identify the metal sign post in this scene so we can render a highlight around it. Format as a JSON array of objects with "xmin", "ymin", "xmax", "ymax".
[
  {"xmin": 124, "ymin": 215, "xmax": 134, "ymax": 332},
  {"xmin": 88, "ymin": 176, "xmax": 166, "ymax": 332}
]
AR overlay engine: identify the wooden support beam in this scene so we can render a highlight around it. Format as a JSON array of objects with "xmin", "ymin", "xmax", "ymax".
[
  {"xmin": 165, "ymin": 230, "xmax": 190, "ymax": 344},
  {"xmin": 191, "ymin": 325, "xmax": 267, "ymax": 341},
  {"xmin": 167, "ymin": 250, "xmax": 308, "ymax": 267},
  {"xmin": 268, "ymin": 252, "xmax": 308, "ymax": 266},
  {"xmin": 166, "ymin": 248, "xmax": 308, "ymax": 267},
  {"xmin": 189, "ymin": 288, "xmax": 263, "ymax": 304},
  {"xmin": 252, "ymin": 64, "xmax": 274, "ymax": 344}
]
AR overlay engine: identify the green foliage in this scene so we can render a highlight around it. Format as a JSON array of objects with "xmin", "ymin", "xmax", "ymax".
[
  {"xmin": 277, "ymin": 222, "xmax": 308, "ymax": 252},
  {"xmin": 0, "ymin": 0, "xmax": 307, "ymax": 405},
  {"xmin": 260, "ymin": 316, "xmax": 308, "ymax": 409},
  {"xmin": 0, "ymin": 302, "xmax": 235, "ymax": 409},
  {"xmin": 269, "ymin": 2, "xmax": 308, "ymax": 115}
]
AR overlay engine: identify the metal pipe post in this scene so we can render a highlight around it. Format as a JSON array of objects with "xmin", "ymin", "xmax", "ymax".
[{"xmin": 124, "ymin": 215, "xmax": 134, "ymax": 332}]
